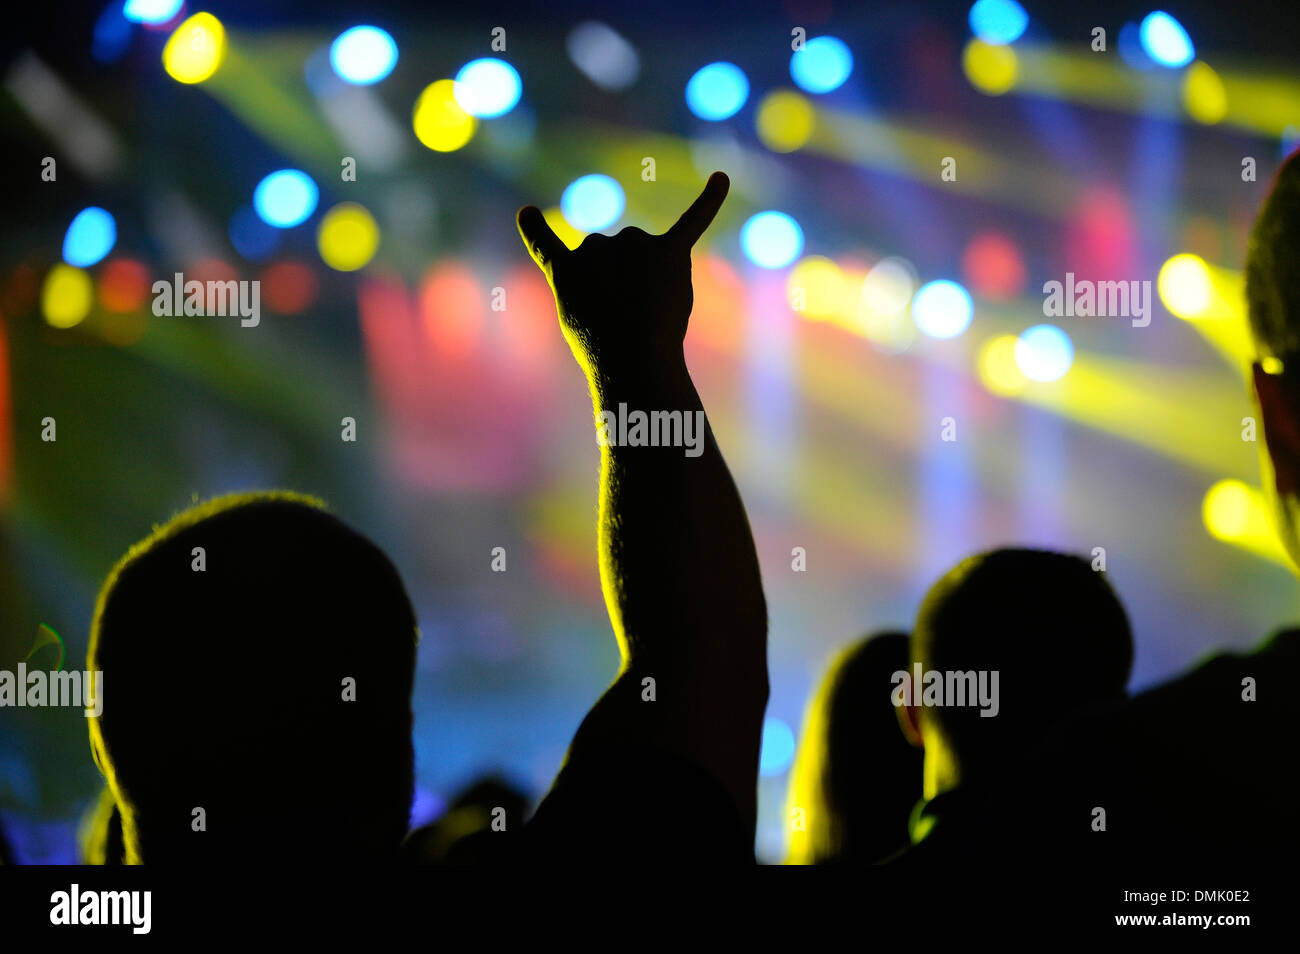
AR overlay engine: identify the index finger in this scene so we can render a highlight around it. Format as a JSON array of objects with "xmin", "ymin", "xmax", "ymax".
[
  {"xmin": 666, "ymin": 171, "xmax": 730, "ymax": 248},
  {"xmin": 516, "ymin": 205, "xmax": 568, "ymax": 271}
]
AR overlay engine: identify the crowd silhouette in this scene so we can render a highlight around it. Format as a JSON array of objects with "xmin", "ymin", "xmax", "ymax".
[{"xmin": 7, "ymin": 155, "xmax": 1299, "ymax": 866}]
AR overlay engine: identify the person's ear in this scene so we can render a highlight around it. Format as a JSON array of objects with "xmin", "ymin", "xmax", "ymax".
[
  {"xmin": 1252, "ymin": 361, "xmax": 1300, "ymax": 495},
  {"xmin": 896, "ymin": 695, "xmax": 924, "ymax": 749}
]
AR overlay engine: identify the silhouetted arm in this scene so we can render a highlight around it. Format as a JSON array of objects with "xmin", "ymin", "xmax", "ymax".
[{"xmin": 517, "ymin": 173, "xmax": 769, "ymax": 837}]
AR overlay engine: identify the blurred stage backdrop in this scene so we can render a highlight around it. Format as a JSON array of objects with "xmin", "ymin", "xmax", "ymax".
[{"xmin": 2, "ymin": 0, "xmax": 1299, "ymax": 861}]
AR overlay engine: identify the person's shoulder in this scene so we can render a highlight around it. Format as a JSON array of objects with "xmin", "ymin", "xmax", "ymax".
[
  {"xmin": 1259, "ymin": 626, "xmax": 1300, "ymax": 659},
  {"xmin": 515, "ymin": 746, "xmax": 753, "ymax": 864},
  {"xmin": 1134, "ymin": 626, "xmax": 1300, "ymax": 706}
]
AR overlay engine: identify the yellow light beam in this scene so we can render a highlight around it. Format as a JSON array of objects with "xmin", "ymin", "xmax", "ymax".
[
  {"xmin": 200, "ymin": 36, "xmax": 341, "ymax": 173},
  {"xmin": 1010, "ymin": 44, "xmax": 1300, "ymax": 139},
  {"xmin": 1157, "ymin": 253, "xmax": 1252, "ymax": 369},
  {"xmin": 1006, "ymin": 351, "xmax": 1256, "ymax": 478},
  {"xmin": 1203, "ymin": 478, "xmax": 1290, "ymax": 566}
]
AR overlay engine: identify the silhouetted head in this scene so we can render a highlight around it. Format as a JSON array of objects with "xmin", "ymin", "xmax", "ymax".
[
  {"xmin": 786, "ymin": 631, "xmax": 923, "ymax": 864},
  {"xmin": 1247, "ymin": 152, "xmax": 1300, "ymax": 570},
  {"xmin": 87, "ymin": 492, "xmax": 418, "ymax": 863},
  {"xmin": 901, "ymin": 548, "xmax": 1132, "ymax": 798}
]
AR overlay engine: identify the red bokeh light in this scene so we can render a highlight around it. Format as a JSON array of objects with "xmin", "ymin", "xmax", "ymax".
[
  {"xmin": 419, "ymin": 261, "xmax": 485, "ymax": 360},
  {"xmin": 261, "ymin": 261, "xmax": 318, "ymax": 314},
  {"xmin": 98, "ymin": 258, "xmax": 152, "ymax": 312},
  {"xmin": 962, "ymin": 231, "xmax": 1027, "ymax": 301}
]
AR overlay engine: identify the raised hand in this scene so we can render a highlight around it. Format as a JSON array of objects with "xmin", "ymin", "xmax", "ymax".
[
  {"xmin": 516, "ymin": 171, "xmax": 729, "ymax": 379},
  {"xmin": 513, "ymin": 168, "xmax": 767, "ymax": 840}
]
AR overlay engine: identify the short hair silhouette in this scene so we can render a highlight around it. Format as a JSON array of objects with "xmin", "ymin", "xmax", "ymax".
[
  {"xmin": 1247, "ymin": 151, "xmax": 1300, "ymax": 357},
  {"xmin": 1246, "ymin": 153, "xmax": 1300, "ymax": 568},
  {"xmin": 910, "ymin": 548, "xmax": 1132, "ymax": 782},
  {"xmin": 87, "ymin": 492, "xmax": 418, "ymax": 863},
  {"xmin": 786, "ymin": 631, "xmax": 922, "ymax": 864}
]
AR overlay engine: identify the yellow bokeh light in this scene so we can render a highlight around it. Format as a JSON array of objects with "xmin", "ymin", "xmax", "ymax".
[
  {"xmin": 1157, "ymin": 253, "xmax": 1212, "ymax": 318},
  {"xmin": 857, "ymin": 257, "xmax": 916, "ymax": 353},
  {"xmin": 543, "ymin": 206, "xmax": 586, "ymax": 250},
  {"xmin": 963, "ymin": 39, "xmax": 1018, "ymax": 96},
  {"xmin": 788, "ymin": 256, "xmax": 849, "ymax": 320},
  {"xmin": 860, "ymin": 257, "xmax": 915, "ymax": 317},
  {"xmin": 1202, "ymin": 479, "xmax": 1290, "ymax": 565},
  {"xmin": 978, "ymin": 334, "xmax": 1028, "ymax": 396},
  {"xmin": 41, "ymin": 264, "xmax": 94, "ymax": 328},
  {"xmin": 413, "ymin": 80, "xmax": 478, "ymax": 152},
  {"xmin": 162, "ymin": 13, "xmax": 227, "ymax": 85},
  {"xmin": 1183, "ymin": 61, "xmax": 1228, "ymax": 125},
  {"xmin": 1203, "ymin": 479, "xmax": 1253, "ymax": 542},
  {"xmin": 317, "ymin": 203, "xmax": 380, "ymax": 272},
  {"xmin": 756, "ymin": 90, "xmax": 816, "ymax": 153}
]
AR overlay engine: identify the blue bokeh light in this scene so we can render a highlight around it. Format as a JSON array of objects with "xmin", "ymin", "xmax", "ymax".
[
  {"xmin": 253, "ymin": 170, "xmax": 319, "ymax": 229},
  {"xmin": 92, "ymin": 3, "xmax": 133, "ymax": 64},
  {"xmin": 1015, "ymin": 324, "xmax": 1074, "ymax": 381},
  {"xmin": 329, "ymin": 26, "xmax": 398, "ymax": 85},
  {"xmin": 912, "ymin": 279, "xmax": 974, "ymax": 339},
  {"xmin": 1117, "ymin": 22, "xmax": 1157, "ymax": 71},
  {"xmin": 561, "ymin": 174, "xmax": 625, "ymax": 232},
  {"xmin": 122, "ymin": 0, "xmax": 182, "ymax": 24},
  {"xmin": 685, "ymin": 62, "xmax": 750, "ymax": 121},
  {"xmin": 740, "ymin": 211, "xmax": 804, "ymax": 269},
  {"xmin": 1139, "ymin": 11, "xmax": 1195, "ymax": 68},
  {"xmin": 759, "ymin": 717, "xmax": 797, "ymax": 777},
  {"xmin": 968, "ymin": 0, "xmax": 1029, "ymax": 46},
  {"xmin": 453, "ymin": 58, "xmax": 523, "ymax": 118},
  {"xmin": 62, "ymin": 207, "xmax": 116, "ymax": 267},
  {"xmin": 789, "ymin": 36, "xmax": 854, "ymax": 93},
  {"xmin": 228, "ymin": 206, "xmax": 283, "ymax": 262}
]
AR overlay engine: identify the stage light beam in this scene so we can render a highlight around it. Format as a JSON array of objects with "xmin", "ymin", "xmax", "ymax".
[
  {"xmin": 1157, "ymin": 253, "xmax": 1212, "ymax": 318},
  {"xmin": 1203, "ymin": 479, "xmax": 1287, "ymax": 564}
]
